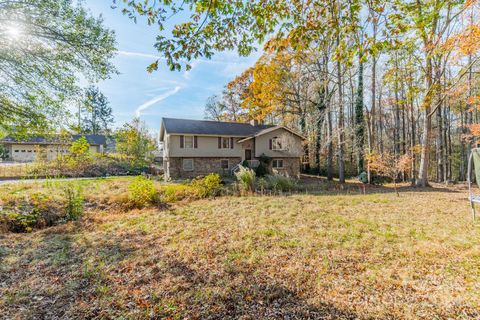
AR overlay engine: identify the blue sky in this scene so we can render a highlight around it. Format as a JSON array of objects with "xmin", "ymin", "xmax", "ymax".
[{"xmin": 85, "ymin": 1, "xmax": 262, "ymax": 132}]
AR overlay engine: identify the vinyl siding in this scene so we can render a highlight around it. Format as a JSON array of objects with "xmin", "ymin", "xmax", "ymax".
[
  {"xmin": 254, "ymin": 128, "xmax": 304, "ymax": 158},
  {"xmin": 167, "ymin": 134, "xmax": 244, "ymax": 158}
]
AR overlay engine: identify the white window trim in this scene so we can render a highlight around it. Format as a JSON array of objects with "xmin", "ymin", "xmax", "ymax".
[
  {"xmin": 221, "ymin": 137, "xmax": 230, "ymax": 149},
  {"xmin": 272, "ymin": 137, "xmax": 284, "ymax": 151},
  {"xmin": 272, "ymin": 159, "xmax": 284, "ymax": 169},
  {"xmin": 221, "ymin": 159, "xmax": 229, "ymax": 169},
  {"xmin": 184, "ymin": 135, "xmax": 194, "ymax": 149},
  {"xmin": 182, "ymin": 159, "xmax": 194, "ymax": 171}
]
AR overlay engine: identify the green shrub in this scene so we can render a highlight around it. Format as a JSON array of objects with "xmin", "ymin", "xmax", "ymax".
[
  {"xmin": 255, "ymin": 163, "xmax": 269, "ymax": 177},
  {"xmin": 255, "ymin": 154, "xmax": 272, "ymax": 177},
  {"xmin": 190, "ymin": 174, "xmax": 223, "ymax": 198},
  {"xmin": 160, "ymin": 175, "xmax": 223, "ymax": 202},
  {"xmin": 128, "ymin": 176, "xmax": 158, "ymax": 208},
  {"xmin": 235, "ymin": 166, "xmax": 256, "ymax": 193},
  {"xmin": 63, "ymin": 184, "xmax": 84, "ymax": 220},
  {"xmin": 27, "ymin": 153, "xmax": 150, "ymax": 179},
  {"xmin": 160, "ymin": 184, "xmax": 194, "ymax": 203},
  {"xmin": 256, "ymin": 177, "xmax": 269, "ymax": 191},
  {"xmin": 0, "ymin": 192, "xmax": 59, "ymax": 232},
  {"xmin": 2, "ymin": 210, "xmax": 38, "ymax": 233},
  {"xmin": 266, "ymin": 175, "xmax": 297, "ymax": 192}
]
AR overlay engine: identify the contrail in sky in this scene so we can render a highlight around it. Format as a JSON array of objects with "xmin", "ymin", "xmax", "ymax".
[{"xmin": 135, "ymin": 86, "xmax": 181, "ymax": 117}]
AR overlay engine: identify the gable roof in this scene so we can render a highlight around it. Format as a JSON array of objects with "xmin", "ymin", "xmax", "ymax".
[
  {"xmin": 237, "ymin": 126, "xmax": 307, "ymax": 143},
  {"xmin": 160, "ymin": 118, "xmax": 274, "ymax": 139},
  {"xmin": 0, "ymin": 134, "xmax": 107, "ymax": 146}
]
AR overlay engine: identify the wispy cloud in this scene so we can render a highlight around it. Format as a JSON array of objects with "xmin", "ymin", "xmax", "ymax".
[
  {"xmin": 118, "ymin": 49, "xmax": 262, "ymax": 88},
  {"xmin": 135, "ymin": 86, "xmax": 181, "ymax": 117},
  {"xmin": 118, "ymin": 50, "xmax": 163, "ymax": 60},
  {"xmin": 183, "ymin": 60, "xmax": 200, "ymax": 80},
  {"xmin": 119, "ymin": 50, "xmax": 251, "ymax": 66}
]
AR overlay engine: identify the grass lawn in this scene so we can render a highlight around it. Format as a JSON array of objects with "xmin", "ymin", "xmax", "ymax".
[{"xmin": 0, "ymin": 178, "xmax": 479, "ymax": 319}]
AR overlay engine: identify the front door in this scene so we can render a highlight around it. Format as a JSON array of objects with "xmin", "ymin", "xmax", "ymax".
[{"xmin": 245, "ymin": 149, "xmax": 252, "ymax": 161}]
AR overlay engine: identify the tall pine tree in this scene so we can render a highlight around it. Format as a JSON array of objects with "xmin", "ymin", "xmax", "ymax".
[{"xmin": 81, "ymin": 86, "xmax": 114, "ymax": 135}]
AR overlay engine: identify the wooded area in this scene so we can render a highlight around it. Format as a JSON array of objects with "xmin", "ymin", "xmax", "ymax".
[{"xmin": 197, "ymin": 0, "xmax": 480, "ymax": 186}]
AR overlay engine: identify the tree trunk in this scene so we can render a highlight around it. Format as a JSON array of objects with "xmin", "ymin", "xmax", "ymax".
[
  {"xmin": 460, "ymin": 107, "xmax": 466, "ymax": 181},
  {"xmin": 370, "ymin": 15, "xmax": 377, "ymax": 153},
  {"xmin": 327, "ymin": 106, "xmax": 334, "ymax": 181},
  {"xmin": 337, "ymin": 37, "xmax": 345, "ymax": 183},
  {"xmin": 409, "ymin": 75, "xmax": 417, "ymax": 182},
  {"xmin": 315, "ymin": 86, "xmax": 327, "ymax": 171},
  {"xmin": 416, "ymin": 56, "xmax": 433, "ymax": 187},
  {"xmin": 355, "ymin": 57, "xmax": 365, "ymax": 174},
  {"xmin": 378, "ymin": 83, "xmax": 384, "ymax": 154},
  {"xmin": 436, "ymin": 103, "xmax": 444, "ymax": 183},
  {"xmin": 394, "ymin": 53, "xmax": 401, "ymax": 158}
]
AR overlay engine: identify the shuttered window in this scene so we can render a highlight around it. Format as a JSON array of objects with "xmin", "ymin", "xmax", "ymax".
[
  {"xmin": 218, "ymin": 137, "xmax": 233, "ymax": 149},
  {"xmin": 271, "ymin": 137, "xmax": 283, "ymax": 150},
  {"xmin": 222, "ymin": 137, "xmax": 229, "ymax": 149},
  {"xmin": 182, "ymin": 136, "xmax": 194, "ymax": 149}
]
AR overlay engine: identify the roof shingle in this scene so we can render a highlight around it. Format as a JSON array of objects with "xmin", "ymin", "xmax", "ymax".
[
  {"xmin": 0, "ymin": 134, "xmax": 106, "ymax": 146},
  {"xmin": 161, "ymin": 118, "xmax": 273, "ymax": 136}
]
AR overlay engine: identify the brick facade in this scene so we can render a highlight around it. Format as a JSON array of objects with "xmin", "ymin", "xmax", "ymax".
[
  {"xmin": 165, "ymin": 156, "xmax": 301, "ymax": 179},
  {"xmin": 269, "ymin": 157, "xmax": 301, "ymax": 178},
  {"xmin": 165, "ymin": 157, "xmax": 242, "ymax": 179}
]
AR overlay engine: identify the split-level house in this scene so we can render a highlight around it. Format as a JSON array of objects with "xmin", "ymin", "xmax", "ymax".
[{"xmin": 159, "ymin": 118, "xmax": 306, "ymax": 179}]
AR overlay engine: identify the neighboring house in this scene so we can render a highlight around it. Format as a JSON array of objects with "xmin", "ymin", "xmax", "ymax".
[
  {"xmin": 0, "ymin": 134, "xmax": 106, "ymax": 162},
  {"xmin": 159, "ymin": 118, "xmax": 305, "ymax": 179}
]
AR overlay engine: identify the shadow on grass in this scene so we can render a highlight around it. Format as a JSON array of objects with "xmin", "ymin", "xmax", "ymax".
[
  {"xmin": 0, "ymin": 226, "xmax": 136, "ymax": 319},
  {"xmin": 299, "ymin": 174, "xmax": 463, "ymax": 196},
  {"xmin": 0, "ymin": 223, "xmax": 360, "ymax": 319},
  {"xmin": 157, "ymin": 254, "xmax": 359, "ymax": 319}
]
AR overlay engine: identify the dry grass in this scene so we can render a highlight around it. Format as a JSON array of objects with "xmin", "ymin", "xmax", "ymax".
[
  {"xmin": 0, "ymin": 178, "xmax": 479, "ymax": 319},
  {"xmin": 0, "ymin": 163, "xmax": 33, "ymax": 178}
]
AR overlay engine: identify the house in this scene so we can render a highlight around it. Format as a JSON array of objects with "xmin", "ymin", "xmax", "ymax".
[
  {"xmin": 159, "ymin": 118, "xmax": 305, "ymax": 179},
  {"xmin": 0, "ymin": 134, "xmax": 107, "ymax": 162}
]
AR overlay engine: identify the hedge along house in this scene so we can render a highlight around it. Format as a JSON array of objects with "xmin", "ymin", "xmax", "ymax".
[
  {"xmin": 159, "ymin": 118, "xmax": 306, "ymax": 179},
  {"xmin": 0, "ymin": 134, "xmax": 107, "ymax": 162}
]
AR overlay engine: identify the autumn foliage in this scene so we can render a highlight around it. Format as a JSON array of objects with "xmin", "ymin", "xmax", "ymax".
[{"xmin": 366, "ymin": 152, "xmax": 413, "ymax": 195}]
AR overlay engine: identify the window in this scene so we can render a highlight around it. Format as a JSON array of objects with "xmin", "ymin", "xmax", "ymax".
[
  {"xmin": 183, "ymin": 159, "xmax": 194, "ymax": 171},
  {"xmin": 27, "ymin": 150, "xmax": 32, "ymax": 153},
  {"xmin": 272, "ymin": 137, "xmax": 283, "ymax": 151},
  {"xmin": 221, "ymin": 159, "xmax": 229, "ymax": 169},
  {"xmin": 14, "ymin": 150, "xmax": 19, "ymax": 153},
  {"xmin": 272, "ymin": 159, "xmax": 284, "ymax": 169},
  {"xmin": 21, "ymin": 150, "xmax": 26, "ymax": 152},
  {"xmin": 184, "ymin": 136, "xmax": 194, "ymax": 149},
  {"xmin": 222, "ymin": 137, "xmax": 230, "ymax": 149}
]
